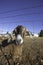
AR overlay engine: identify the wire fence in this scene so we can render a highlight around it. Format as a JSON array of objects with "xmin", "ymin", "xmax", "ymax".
[
  {"xmin": 0, "ymin": 5, "xmax": 43, "ymax": 14},
  {"xmin": 0, "ymin": 4, "xmax": 43, "ymax": 34}
]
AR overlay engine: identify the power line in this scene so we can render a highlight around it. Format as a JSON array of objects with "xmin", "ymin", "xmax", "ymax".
[
  {"xmin": 0, "ymin": 12, "xmax": 43, "ymax": 19},
  {"xmin": 0, "ymin": 5, "xmax": 43, "ymax": 14}
]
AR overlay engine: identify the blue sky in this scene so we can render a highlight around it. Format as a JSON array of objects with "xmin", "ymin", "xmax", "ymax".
[{"xmin": 0, "ymin": 0, "xmax": 43, "ymax": 34}]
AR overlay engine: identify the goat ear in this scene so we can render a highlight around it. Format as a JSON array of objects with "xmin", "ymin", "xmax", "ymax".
[
  {"xmin": 23, "ymin": 27, "xmax": 26, "ymax": 38},
  {"xmin": 23, "ymin": 27, "xmax": 26, "ymax": 33},
  {"xmin": 13, "ymin": 28, "xmax": 17, "ymax": 34}
]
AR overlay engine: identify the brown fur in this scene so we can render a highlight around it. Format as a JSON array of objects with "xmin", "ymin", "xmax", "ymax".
[
  {"xmin": 13, "ymin": 25, "xmax": 26, "ymax": 38},
  {"xmin": 0, "ymin": 25, "xmax": 26, "ymax": 65}
]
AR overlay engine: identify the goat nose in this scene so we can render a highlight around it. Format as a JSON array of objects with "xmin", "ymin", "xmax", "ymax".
[
  {"xmin": 17, "ymin": 39, "xmax": 21, "ymax": 43},
  {"xmin": 19, "ymin": 39, "xmax": 21, "ymax": 42},
  {"xmin": 18, "ymin": 39, "xmax": 21, "ymax": 42}
]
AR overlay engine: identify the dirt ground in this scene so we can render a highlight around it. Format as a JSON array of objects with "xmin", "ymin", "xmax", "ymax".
[{"xmin": 0, "ymin": 37, "xmax": 43, "ymax": 65}]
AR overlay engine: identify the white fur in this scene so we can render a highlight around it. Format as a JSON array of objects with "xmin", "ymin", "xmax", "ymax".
[{"xmin": 16, "ymin": 34, "xmax": 23, "ymax": 44}]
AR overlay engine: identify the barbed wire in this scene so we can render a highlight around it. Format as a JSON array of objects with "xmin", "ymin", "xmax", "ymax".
[
  {"xmin": 0, "ymin": 5, "xmax": 43, "ymax": 14},
  {"xmin": 0, "ymin": 20, "xmax": 43, "ymax": 24},
  {"xmin": 0, "ymin": 12, "xmax": 43, "ymax": 19}
]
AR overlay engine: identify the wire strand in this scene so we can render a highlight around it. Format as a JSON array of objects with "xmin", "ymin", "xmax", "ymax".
[
  {"xmin": 0, "ymin": 5, "xmax": 43, "ymax": 14},
  {"xmin": 0, "ymin": 12, "xmax": 43, "ymax": 19}
]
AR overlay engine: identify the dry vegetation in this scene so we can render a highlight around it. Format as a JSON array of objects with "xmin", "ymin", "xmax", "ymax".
[
  {"xmin": 22, "ymin": 37, "xmax": 43, "ymax": 65},
  {"xmin": 0, "ymin": 37, "xmax": 43, "ymax": 65}
]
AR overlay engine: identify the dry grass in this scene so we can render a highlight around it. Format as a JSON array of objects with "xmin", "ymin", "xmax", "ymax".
[
  {"xmin": 0, "ymin": 37, "xmax": 43, "ymax": 65},
  {"xmin": 22, "ymin": 37, "xmax": 43, "ymax": 65}
]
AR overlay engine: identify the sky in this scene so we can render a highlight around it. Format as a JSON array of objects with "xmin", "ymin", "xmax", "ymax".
[{"xmin": 0, "ymin": 0, "xmax": 43, "ymax": 34}]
